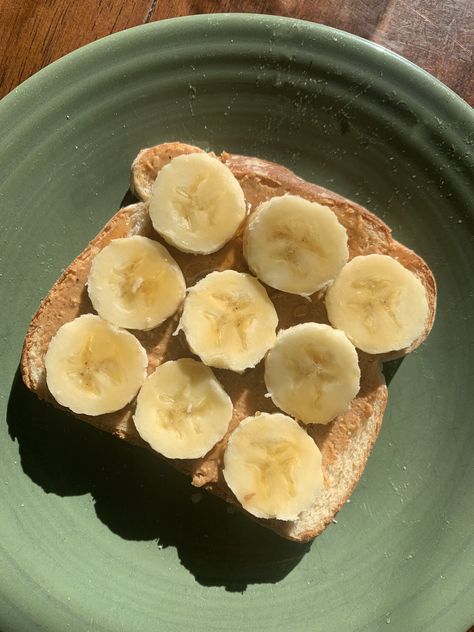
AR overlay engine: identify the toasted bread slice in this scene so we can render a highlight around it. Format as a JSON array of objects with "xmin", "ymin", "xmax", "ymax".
[{"xmin": 21, "ymin": 142, "xmax": 436, "ymax": 542}]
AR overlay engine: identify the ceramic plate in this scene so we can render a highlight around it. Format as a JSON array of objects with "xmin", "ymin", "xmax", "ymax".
[{"xmin": 0, "ymin": 14, "xmax": 473, "ymax": 632}]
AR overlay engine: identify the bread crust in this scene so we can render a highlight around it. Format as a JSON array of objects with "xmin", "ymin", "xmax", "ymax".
[{"xmin": 21, "ymin": 143, "xmax": 436, "ymax": 541}]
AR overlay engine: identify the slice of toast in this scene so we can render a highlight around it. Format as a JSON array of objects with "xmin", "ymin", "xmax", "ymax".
[{"xmin": 21, "ymin": 142, "xmax": 436, "ymax": 542}]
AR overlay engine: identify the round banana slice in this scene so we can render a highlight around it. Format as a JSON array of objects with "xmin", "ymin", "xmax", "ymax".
[
  {"xmin": 264, "ymin": 323, "xmax": 360, "ymax": 425},
  {"xmin": 133, "ymin": 358, "xmax": 233, "ymax": 459},
  {"xmin": 325, "ymin": 254, "xmax": 429, "ymax": 354},
  {"xmin": 149, "ymin": 152, "xmax": 247, "ymax": 254},
  {"xmin": 223, "ymin": 412, "xmax": 323, "ymax": 521},
  {"xmin": 45, "ymin": 314, "xmax": 148, "ymax": 416},
  {"xmin": 243, "ymin": 194, "xmax": 348, "ymax": 296},
  {"xmin": 179, "ymin": 270, "xmax": 278, "ymax": 372},
  {"xmin": 87, "ymin": 236, "xmax": 185, "ymax": 331}
]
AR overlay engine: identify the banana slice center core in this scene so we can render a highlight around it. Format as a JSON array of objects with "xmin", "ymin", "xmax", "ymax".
[
  {"xmin": 247, "ymin": 442, "xmax": 299, "ymax": 502},
  {"xmin": 349, "ymin": 278, "xmax": 402, "ymax": 331},
  {"xmin": 66, "ymin": 333, "xmax": 121, "ymax": 395},
  {"xmin": 203, "ymin": 291, "xmax": 255, "ymax": 351},
  {"xmin": 112, "ymin": 256, "xmax": 165, "ymax": 308},
  {"xmin": 275, "ymin": 224, "xmax": 326, "ymax": 276},
  {"xmin": 174, "ymin": 176, "xmax": 218, "ymax": 232},
  {"xmin": 291, "ymin": 346, "xmax": 339, "ymax": 408},
  {"xmin": 155, "ymin": 385, "xmax": 206, "ymax": 438}
]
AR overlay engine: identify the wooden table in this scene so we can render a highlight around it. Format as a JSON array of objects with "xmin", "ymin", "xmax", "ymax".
[{"xmin": 1, "ymin": 0, "xmax": 473, "ymax": 105}]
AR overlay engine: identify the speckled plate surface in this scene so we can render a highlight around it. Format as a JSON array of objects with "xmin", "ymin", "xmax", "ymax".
[{"xmin": 0, "ymin": 14, "xmax": 473, "ymax": 632}]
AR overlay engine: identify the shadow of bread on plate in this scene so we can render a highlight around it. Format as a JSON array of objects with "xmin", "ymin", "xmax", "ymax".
[{"xmin": 21, "ymin": 142, "xmax": 436, "ymax": 542}]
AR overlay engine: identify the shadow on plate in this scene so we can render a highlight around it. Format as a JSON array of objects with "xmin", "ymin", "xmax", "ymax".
[
  {"xmin": 382, "ymin": 357, "xmax": 404, "ymax": 386},
  {"xmin": 7, "ymin": 367, "xmax": 310, "ymax": 592}
]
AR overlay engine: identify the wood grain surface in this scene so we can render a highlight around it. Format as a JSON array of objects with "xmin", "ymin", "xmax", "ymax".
[{"xmin": 0, "ymin": 0, "xmax": 472, "ymax": 104}]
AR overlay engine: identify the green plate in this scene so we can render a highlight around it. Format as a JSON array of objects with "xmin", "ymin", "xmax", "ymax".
[{"xmin": 0, "ymin": 14, "xmax": 473, "ymax": 632}]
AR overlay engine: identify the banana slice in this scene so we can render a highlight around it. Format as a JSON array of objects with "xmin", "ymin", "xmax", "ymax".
[
  {"xmin": 223, "ymin": 412, "xmax": 323, "ymax": 520},
  {"xmin": 179, "ymin": 270, "xmax": 278, "ymax": 372},
  {"xmin": 243, "ymin": 194, "xmax": 348, "ymax": 296},
  {"xmin": 45, "ymin": 314, "xmax": 148, "ymax": 416},
  {"xmin": 133, "ymin": 358, "xmax": 233, "ymax": 459},
  {"xmin": 325, "ymin": 254, "xmax": 429, "ymax": 354},
  {"xmin": 87, "ymin": 236, "xmax": 185, "ymax": 330},
  {"xmin": 149, "ymin": 152, "xmax": 247, "ymax": 254},
  {"xmin": 264, "ymin": 323, "xmax": 360, "ymax": 425}
]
